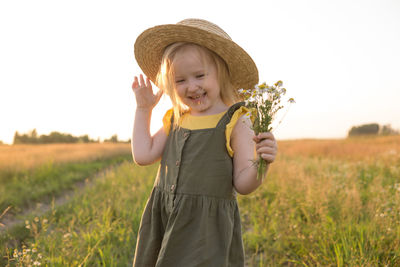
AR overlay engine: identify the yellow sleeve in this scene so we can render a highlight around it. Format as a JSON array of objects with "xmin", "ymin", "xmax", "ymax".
[
  {"xmin": 225, "ymin": 106, "xmax": 255, "ymax": 157},
  {"xmin": 162, "ymin": 109, "xmax": 174, "ymax": 136}
]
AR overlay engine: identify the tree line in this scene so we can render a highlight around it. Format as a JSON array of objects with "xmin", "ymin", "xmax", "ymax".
[
  {"xmin": 348, "ymin": 123, "xmax": 399, "ymax": 137},
  {"xmin": 1, "ymin": 124, "xmax": 398, "ymax": 144},
  {"xmin": 12, "ymin": 129, "xmax": 129, "ymax": 144}
]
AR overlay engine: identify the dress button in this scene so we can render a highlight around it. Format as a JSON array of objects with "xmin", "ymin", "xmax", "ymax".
[
  {"xmin": 175, "ymin": 160, "xmax": 180, "ymax": 166},
  {"xmin": 170, "ymin": 184, "xmax": 175, "ymax": 191}
]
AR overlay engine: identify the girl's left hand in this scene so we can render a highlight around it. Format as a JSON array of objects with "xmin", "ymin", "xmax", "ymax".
[{"xmin": 253, "ymin": 132, "xmax": 277, "ymax": 163}]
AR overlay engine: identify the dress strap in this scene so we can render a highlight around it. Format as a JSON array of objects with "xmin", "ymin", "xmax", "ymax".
[{"xmin": 216, "ymin": 102, "xmax": 245, "ymax": 129}]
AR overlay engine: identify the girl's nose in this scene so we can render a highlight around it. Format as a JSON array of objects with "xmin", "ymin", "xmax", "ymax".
[{"xmin": 187, "ymin": 80, "xmax": 200, "ymax": 92}]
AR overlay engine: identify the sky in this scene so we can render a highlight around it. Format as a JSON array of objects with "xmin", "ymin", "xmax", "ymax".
[{"xmin": 1, "ymin": 0, "xmax": 399, "ymax": 144}]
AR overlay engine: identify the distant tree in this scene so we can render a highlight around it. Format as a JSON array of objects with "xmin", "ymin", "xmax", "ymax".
[
  {"xmin": 13, "ymin": 131, "xmax": 21, "ymax": 144},
  {"xmin": 348, "ymin": 123, "xmax": 379, "ymax": 137},
  {"xmin": 13, "ymin": 129, "xmax": 39, "ymax": 144},
  {"xmin": 78, "ymin": 134, "xmax": 90, "ymax": 143},
  {"xmin": 380, "ymin": 124, "xmax": 399, "ymax": 135},
  {"xmin": 348, "ymin": 123, "xmax": 400, "ymax": 137},
  {"xmin": 13, "ymin": 129, "xmax": 97, "ymax": 144},
  {"xmin": 104, "ymin": 134, "xmax": 119, "ymax": 143},
  {"xmin": 30, "ymin": 129, "xmax": 38, "ymax": 141}
]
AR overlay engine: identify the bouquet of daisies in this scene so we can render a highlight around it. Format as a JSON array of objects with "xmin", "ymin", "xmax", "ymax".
[{"xmin": 239, "ymin": 80, "xmax": 295, "ymax": 179}]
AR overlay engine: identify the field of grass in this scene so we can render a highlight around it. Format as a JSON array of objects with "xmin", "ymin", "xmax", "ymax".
[
  {"xmin": 1, "ymin": 137, "xmax": 400, "ymax": 266},
  {"xmin": 241, "ymin": 136, "xmax": 400, "ymax": 266},
  {"xmin": 0, "ymin": 144, "xmax": 132, "ymax": 216},
  {"xmin": 0, "ymin": 143, "xmax": 131, "ymax": 171}
]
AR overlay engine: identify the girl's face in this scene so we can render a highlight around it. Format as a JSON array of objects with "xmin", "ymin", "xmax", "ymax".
[{"xmin": 172, "ymin": 46, "xmax": 227, "ymax": 116}]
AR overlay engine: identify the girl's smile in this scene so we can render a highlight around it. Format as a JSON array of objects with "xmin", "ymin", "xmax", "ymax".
[
  {"xmin": 188, "ymin": 91, "xmax": 206, "ymax": 103},
  {"xmin": 172, "ymin": 46, "xmax": 228, "ymax": 116}
]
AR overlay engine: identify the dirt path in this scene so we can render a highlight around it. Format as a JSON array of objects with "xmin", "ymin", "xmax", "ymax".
[{"xmin": 0, "ymin": 164, "xmax": 118, "ymax": 233}]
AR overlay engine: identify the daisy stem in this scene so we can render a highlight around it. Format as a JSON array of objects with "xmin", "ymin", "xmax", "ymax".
[{"xmin": 257, "ymin": 158, "xmax": 266, "ymax": 180}]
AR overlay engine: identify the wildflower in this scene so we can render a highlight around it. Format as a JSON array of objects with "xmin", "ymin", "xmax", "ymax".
[
  {"xmin": 238, "ymin": 80, "xmax": 294, "ymax": 179},
  {"xmin": 274, "ymin": 80, "xmax": 283, "ymax": 87},
  {"xmin": 33, "ymin": 261, "xmax": 41, "ymax": 266},
  {"xmin": 34, "ymin": 217, "xmax": 39, "ymax": 222}
]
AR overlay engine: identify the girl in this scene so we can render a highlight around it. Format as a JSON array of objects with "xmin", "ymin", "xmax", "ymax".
[{"xmin": 131, "ymin": 19, "xmax": 277, "ymax": 267}]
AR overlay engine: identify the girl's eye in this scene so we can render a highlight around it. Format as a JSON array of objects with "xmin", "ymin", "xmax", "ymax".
[
  {"xmin": 175, "ymin": 79, "xmax": 184, "ymax": 83},
  {"xmin": 196, "ymin": 74, "xmax": 205, "ymax": 78}
]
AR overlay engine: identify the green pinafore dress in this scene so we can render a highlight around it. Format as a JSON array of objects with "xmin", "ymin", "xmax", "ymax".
[{"xmin": 133, "ymin": 103, "xmax": 245, "ymax": 267}]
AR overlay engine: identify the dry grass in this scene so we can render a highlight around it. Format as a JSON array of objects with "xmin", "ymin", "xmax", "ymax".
[
  {"xmin": 278, "ymin": 135, "xmax": 400, "ymax": 164},
  {"xmin": 241, "ymin": 135, "xmax": 400, "ymax": 265},
  {"xmin": 2, "ymin": 136, "xmax": 400, "ymax": 265},
  {"xmin": 0, "ymin": 143, "xmax": 131, "ymax": 171}
]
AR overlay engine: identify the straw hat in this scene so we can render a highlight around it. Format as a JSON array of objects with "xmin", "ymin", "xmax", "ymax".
[{"xmin": 134, "ymin": 18, "xmax": 259, "ymax": 90}]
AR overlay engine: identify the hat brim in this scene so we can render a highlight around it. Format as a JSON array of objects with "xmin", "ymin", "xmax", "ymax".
[{"xmin": 134, "ymin": 24, "xmax": 258, "ymax": 90}]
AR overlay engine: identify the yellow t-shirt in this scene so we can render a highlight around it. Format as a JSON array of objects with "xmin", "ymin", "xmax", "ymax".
[{"xmin": 162, "ymin": 106, "xmax": 253, "ymax": 157}]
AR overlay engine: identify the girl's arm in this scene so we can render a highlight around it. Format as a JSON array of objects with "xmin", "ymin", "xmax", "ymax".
[
  {"xmin": 131, "ymin": 74, "xmax": 168, "ymax": 165},
  {"xmin": 231, "ymin": 115, "xmax": 277, "ymax": 195}
]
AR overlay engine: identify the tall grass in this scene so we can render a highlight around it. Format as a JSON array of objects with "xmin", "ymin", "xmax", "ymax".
[
  {"xmin": 2, "ymin": 137, "xmax": 400, "ymax": 266},
  {"xmin": 241, "ymin": 136, "xmax": 400, "ymax": 266},
  {"xmin": 0, "ymin": 143, "xmax": 132, "ymax": 215},
  {"xmin": 1, "ymin": 162, "xmax": 157, "ymax": 266},
  {"xmin": 0, "ymin": 155, "xmax": 130, "ymax": 214}
]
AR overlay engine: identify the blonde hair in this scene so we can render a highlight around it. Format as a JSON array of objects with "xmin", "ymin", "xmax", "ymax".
[{"xmin": 156, "ymin": 42, "xmax": 242, "ymax": 126}]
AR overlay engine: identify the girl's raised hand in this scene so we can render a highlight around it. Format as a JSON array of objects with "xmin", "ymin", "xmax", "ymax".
[
  {"xmin": 132, "ymin": 74, "xmax": 163, "ymax": 110},
  {"xmin": 253, "ymin": 132, "xmax": 277, "ymax": 163}
]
